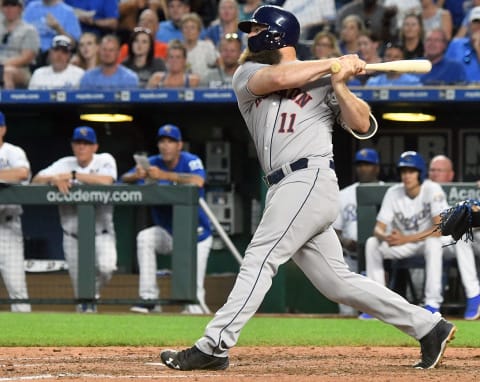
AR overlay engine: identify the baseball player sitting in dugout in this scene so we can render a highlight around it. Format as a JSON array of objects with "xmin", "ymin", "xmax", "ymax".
[
  {"xmin": 32, "ymin": 126, "xmax": 118, "ymax": 313},
  {"xmin": 0, "ymin": 111, "xmax": 31, "ymax": 312},
  {"xmin": 121, "ymin": 124, "xmax": 212, "ymax": 315},
  {"xmin": 363, "ymin": 151, "xmax": 447, "ymax": 318}
]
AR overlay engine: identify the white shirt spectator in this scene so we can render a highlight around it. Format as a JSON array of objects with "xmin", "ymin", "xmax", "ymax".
[
  {"xmin": 28, "ymin": 64, "xmax": 85, "ymax": 89},
  {"xmin": 282, "ymin": 0, "xmax": 335, "ymax": 31}
]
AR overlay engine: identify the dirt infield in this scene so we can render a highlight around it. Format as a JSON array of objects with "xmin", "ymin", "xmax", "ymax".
[{"xmin": 0, "ymin": 346, "xmax": 479, "ymax": 381}]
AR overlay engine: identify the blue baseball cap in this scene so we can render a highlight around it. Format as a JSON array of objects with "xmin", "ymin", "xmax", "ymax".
[
  {"xmin": 0, "ymin": 112, "xmax": 5, "ymax": 126},
  {"xmin": 72, "ymin": 126, "xmax": 97, "ymax": 144},
  {"xmin": 354, "ymin": 148, "xmax": 379, "ymax": 165},
  {"xmin": 157, "ymin": 124, "xmax": 182, "ymax": 141}
]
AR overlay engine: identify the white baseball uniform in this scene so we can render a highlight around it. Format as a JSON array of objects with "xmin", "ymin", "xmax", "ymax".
[
  {"xmin": 36, "ymin": 153, "xmax": 118, "ymax": 298},
  {"xmin": 0, "ymin": 142, "xmax": 31, "ymax": 312},
  {"xmin": 365, "ymin": 179, "xmax": 447, "ymax": 308},
  {"xmin": 194, "ymin": 61, "xmax": 442, "ymax": 358}
]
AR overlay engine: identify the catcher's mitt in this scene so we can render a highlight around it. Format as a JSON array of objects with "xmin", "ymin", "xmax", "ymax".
[{"xmin": 437, "ymin": 200, "xmax": 480, "ymax": 242}]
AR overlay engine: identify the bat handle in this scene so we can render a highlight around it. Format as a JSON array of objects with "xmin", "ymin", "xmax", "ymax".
[{"xmin": 330, "ymin": 61, "xmax": 341, "ymax": 74}]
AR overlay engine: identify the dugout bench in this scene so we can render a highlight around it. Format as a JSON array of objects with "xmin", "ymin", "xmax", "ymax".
[
  {"xmin": 0, "ymin": 184, "xmax": 199, "ymax": 308},
  {"xmin": 357, "ymin": 182, "xmax": 480, "ymax": 310}
]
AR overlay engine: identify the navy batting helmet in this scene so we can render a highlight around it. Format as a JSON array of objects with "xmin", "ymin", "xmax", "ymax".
[
  {"xmin": 238, "ymin": 5, "xmax": 300, "ymax": 52},
  {"xmin": 397, "ymin": 151, "xmax": 427, "ymax": 182}
]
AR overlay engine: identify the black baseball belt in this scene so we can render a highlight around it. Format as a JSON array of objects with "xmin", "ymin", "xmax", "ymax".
[{"xmin": 263, "ymin": 158, "xmax": 335, "ymax": 187}]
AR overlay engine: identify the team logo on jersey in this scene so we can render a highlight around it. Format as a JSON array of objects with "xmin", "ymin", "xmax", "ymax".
[
  {"xmin": 344, "ymin": 203, "xmax": 357, "ymax": 222},
  {"xmin": 276, "ymin": 88, "xmax": 312, "ymax": 107},
  {"xmin": 394, "ymin": 202, "xmax": 431, "ymax": 231}
]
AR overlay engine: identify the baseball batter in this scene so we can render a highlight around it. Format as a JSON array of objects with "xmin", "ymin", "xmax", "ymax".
[
  {"xmin": 0, "ymin": 111, "xmax": 31, "ymax": 312},
  {"xmin": 161, "ymin": 5, "xmax": 456, "ymax": 371},
  {"xmin": 122, "ymin": 124, "xmax": 212, "ymax": 315},
  {"xmin": 32, "ymin": 126, "xmax": 117, "ymax": 313}
]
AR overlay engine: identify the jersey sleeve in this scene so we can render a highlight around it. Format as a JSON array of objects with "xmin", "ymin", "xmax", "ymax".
[
  {"xmin": 9, "ymin": 145, "xmax": 30, "ymax": 170},
  {"xmin": 185, "ymin": 154, "xmax": 206, "ymax": 179},
  {"xmin": 427, "ymin": 181, "xmax": 449, "ymax": 217},
  {"xmin": 233, "ymin": 62, "xmax": 266, "ymax": 103},
  {"xmin": 98, "ymin": 153, "xmax": 117, "ymax": 180},
  {"xmin": 376, "ymin": 187, "xmax": 395, "ymax": 225},
  {"xmin": 37, "ymin": 158, "xmax": 70, "ymax": 176}
]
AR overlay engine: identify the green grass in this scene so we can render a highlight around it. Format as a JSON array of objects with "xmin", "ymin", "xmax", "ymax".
[{"xmin": 1, "ymin": 313, "xmax": 480, "ymax": 347}]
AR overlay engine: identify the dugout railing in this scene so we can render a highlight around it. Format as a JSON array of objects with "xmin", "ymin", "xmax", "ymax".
[
  {"xmin": 0, "ymin": 184, "xmax": 199, "ymax": 307},
  {"xmin": 357, "ymin": 182, "xmax": 480, "ymax": 309}
]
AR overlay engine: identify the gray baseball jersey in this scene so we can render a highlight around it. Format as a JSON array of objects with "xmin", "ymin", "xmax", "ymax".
[{"xmin": 195, "ymin": 61, "xmax": 442, "ymax": 357}]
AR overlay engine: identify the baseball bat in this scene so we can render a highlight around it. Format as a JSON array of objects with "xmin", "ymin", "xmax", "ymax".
[
  {"xmin": 330, "ymin": 59, "xmax": 432, "ymax": 74},
  {"xmin": 199, "ymin": 197, "xmax": 243, "ymax": 265}
]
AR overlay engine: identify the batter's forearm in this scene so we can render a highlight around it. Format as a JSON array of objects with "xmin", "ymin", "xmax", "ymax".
[
  {"xmin": 249, "ymin": 59, "xmax": 336, "ymax": 95},
  {"xmin": 333, "ymin": 83, "xmax": 371, "ymax": 133}
]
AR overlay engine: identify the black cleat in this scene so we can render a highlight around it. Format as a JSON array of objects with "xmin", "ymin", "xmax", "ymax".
[
  {"xmin": 413, "ymin": 319, "xmax": 457, "ymax": 369},
  {"xmin": 160, "ymin": 346, "xmax": 229, "ymax": 371}
]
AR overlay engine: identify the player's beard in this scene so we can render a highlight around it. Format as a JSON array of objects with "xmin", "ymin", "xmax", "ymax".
[{"xmin": 238, "ymin": 48, "xmax": 281, "ymax": 65}]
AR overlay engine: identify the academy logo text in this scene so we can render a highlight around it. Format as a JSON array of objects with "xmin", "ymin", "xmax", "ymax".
[{"xmin": 46, "ymin": 189, "xmax": 143, "ymax": 204}]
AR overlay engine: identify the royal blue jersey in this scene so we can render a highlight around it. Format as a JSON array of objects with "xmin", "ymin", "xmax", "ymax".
[{"xmin": 126, "ymin": 151, "xmax": 211, "ymax": 241}]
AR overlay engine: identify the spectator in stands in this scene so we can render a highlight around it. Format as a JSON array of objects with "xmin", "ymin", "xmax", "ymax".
[
  {"xmin": 338, "ymin": 14, "xmax": 365, "ymax": 55},
  {"xmin": 428, "ymin": 154, "xmax": 480, "ymax": 320},
  {"xmin": 70, "ymin": 32, "xmax": 100, "ymax": 71},
  {"xmin": 420, "ymin": 0, "xmax": 453, "ymax": 41},
  {"xmin": 281, "ymin": 0, "xmax": 336, "ymax": 40},
  {"xmin": 0, "ymin": 111, "xmax": 31, "ymax": 313},
  {"xmin": 118, "ymin": 9, "xmax": 168, "ymax": 64},
  {"xmin": 23, "ymin": 0, "xmax": 82, "ymax": 67},
  {"xmin": 122, "ymin": 124, "xmax": 212, "ymax": 315},
  {"xmin": 238, "ymin": 0, "xmax": 263, "ymax": 22},
  {"xmin": 419, "ymin": 28, "xmax": 466, "ymax": 85},
  {"xmin": 467, "ymin": 29, "xmax": 480, "ymax": 82},
  {"xmin": 383, "ymin": 0, "xmax": 420, "ymax": 30},
  {"xmin": 0, "ymin": 0, "xmax": 39, "ymax": 89},
  {"xmin": 156, "ymin": 0, "xmax": 191, "ymax": 43},
  {"xmin": 399, "ymin": 12, "xmax": 425, "ymax": 59},
  {"xmin": 118, "ymin": 0, "xmax": 167, "ymax": 44},
  {"xmin": 350, "ymin": 30, "xmax": 382, "ymax": 85},
  {"xmin": 445, "ymin": 7, "xmax": 480, "ymax": 82},
  {"xmin": 181, "ymin": 12, "xmax": 218, "ymax": 80},
  {"xmin": 362, "ymin": 151, "xmax": 444, "ymax": 318},
  {"xmin": 122, "ymin": 27, "xmax": 166, "ymax": 88},
  {"xmin": 28, "ymin": 35, "xmax": 84, "ymax": 89},
  {"xmin": 336, "ymin": 0, "xmax": 397, "ymax": 44},
  {"xmin": 439, "ymin": 0, "xmax": 468, "ymax": 36},
  {"xmin": 310, "ymin": 31, "xmax": 341, "ymax": 59},
  {"xmin": 358, "ymin": 30, "xmax": 382, "ymax": 64},
  {"xmin": 32, "ymin": 126, "xmax": 118, "ymax": 313},
  {"xmin": 201, "ymin": 33, "xmax": 241, "ymax": 88},
  {"xmin": 64, "ymin": 0, "xmax": 119, "ymax": 37},
  {"xmin": 204, "ymin": 0, "xmax": 245, "ymax": 49},
  {"xmin": 453, "ymin": 0, "xmax": 479, "ymax": 38},
  {"xmin": 79, "ymin": 34, "xmax": 139, "ymax": 90},
  {"xmin": 146, "ymin": 39, "xmax": 199, "ymax": 88},
  {"xmin": 366, "ymin": 42, "xmax": 421, "ymax": 86},
  {"xmin": 333, "ymin": 148, "xmax": 382, "ymax": 316}
]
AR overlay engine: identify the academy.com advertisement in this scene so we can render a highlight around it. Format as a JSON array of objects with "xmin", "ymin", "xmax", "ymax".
[{"xmin": 46, "ymin": 189, "xmax": 143, "ymax": 204}]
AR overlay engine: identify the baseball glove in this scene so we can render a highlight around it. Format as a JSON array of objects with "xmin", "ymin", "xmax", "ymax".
[{"xmin": 437, "ymin": 200, "xmax": 480, "ymax": 242}]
